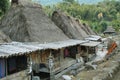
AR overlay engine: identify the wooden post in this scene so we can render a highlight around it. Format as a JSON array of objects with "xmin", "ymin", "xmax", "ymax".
[
  {"xmin": 86, "ymin": 47, "xmax": 89, "ymax": 61},
  {"xmin": 49, "ymin": 50, "xmax": 55, "ymax": 80},
  {"xmin": 39, "ymin": 50, "xmax": 41, "ymax": 63},
  {"xmin": 5, "ymin": 58, "xmax": 8, "ymax": 80},
  {"xmin": 60, "ymin": 48, "xmax": 64, "ymax": 66},
  {"xmin": 77, "ymin": 46, "xmax": 81, "ymax": 58}
]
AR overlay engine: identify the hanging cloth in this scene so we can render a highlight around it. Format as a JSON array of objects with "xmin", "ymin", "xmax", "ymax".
[{"xmin": 0, "ymin": 59, "xmax": 6, "ymax": 78}]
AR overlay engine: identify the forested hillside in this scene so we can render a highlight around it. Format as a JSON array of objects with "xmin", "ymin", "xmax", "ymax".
[
  {"xmin": 44, "ymin": 0, "xmax": 120, "ymax": 33},
  {"xmin": 0, "ymin": 0, "xmax": 120, "ymax": 33}
]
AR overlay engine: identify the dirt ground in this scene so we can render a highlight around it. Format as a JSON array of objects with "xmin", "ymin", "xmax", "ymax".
[
  {"xmin": 72, "ymin": 49, "xmax": 120, "ymax": 80},
  {"xmin": 112, "ymin": 70, "xmax": 120, "ymax": 80}
]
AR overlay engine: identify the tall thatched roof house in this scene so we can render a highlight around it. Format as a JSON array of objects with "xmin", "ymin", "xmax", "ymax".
[
  {"xmin": 0, "ymin": 0, "xmax": 69, "ymax": 43},
  {"xmin": 52, "ymin": 11, "xmax": 96, "ymax": 40},
  {"xmin": 103, "ymin": 26, "xmax": 116, "ymax": 35}
]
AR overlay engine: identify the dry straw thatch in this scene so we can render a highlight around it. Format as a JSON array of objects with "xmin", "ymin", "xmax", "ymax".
[
  {"xmin": 52, "ymin": 11, "xmax": 96, "ymax": 40},
  {"xmin": 103, "ymin": 26, "xmax": 116, "ymax": 34},
  {"xmin": 0, "ymin": 30, "xmax": 11, "ymax": 43},
  {"xmin": 0, "ymin": 0, "xmax": 69, "ymax": 43}
]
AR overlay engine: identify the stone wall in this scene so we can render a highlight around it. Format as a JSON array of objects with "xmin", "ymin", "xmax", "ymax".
[{"xmin": 0, "ymin": 70, "xmax": 30, "ymax": 80}]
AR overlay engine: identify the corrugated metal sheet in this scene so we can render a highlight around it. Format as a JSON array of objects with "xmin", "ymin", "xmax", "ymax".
[
  {"xmin": 0, "ymin": 42, "xmax": 44, "ymax": 58},
  {"xmin": 38, "ymin": 39, "xmax": 88, "ymax": 49},
  {"xmin": 80, "ymin": 41, "xmax": 101, "ymax": 47},
  {"xmin": 0, "ymin": 39, "xmax": 88, "ymax": 58},
  {"xmin": 12, "ymin": 42, "xmax": 43, "ymax": 51},
  {"xmin": 85, "ymin": 37, "xmax": 99, "ymax": 41},
  {"xmin": 89, "ymin": 35, "xmax": 101, "ymax": 39},
  {"xmin": 85, "ymin": 35, "xmax": 101, "ymax": 41}
]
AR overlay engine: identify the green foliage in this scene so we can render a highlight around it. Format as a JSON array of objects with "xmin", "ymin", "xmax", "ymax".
[
  {"xmin": 0, "ymin": 0, "xmax": 9, "ymax": 17},
  {"xmin": 44, "ymin": 0, "xmax": 120, "ymax": 33},
  {"xmin": 63, "ymin": 0, "xmax": 76, "ymax": 3},
  {"xmin": 111, "ymin": 20, "xmax": 120, "ymax": 32}
]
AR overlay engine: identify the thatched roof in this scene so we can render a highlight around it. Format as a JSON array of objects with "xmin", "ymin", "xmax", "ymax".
[
  {"xmin": 0, "ymin": 0, "xmax": 69, "ymax": 43},
  {"xmin": 82, "ymin": 23, "xmax": 96, "ymax": 35},
  {"xmin": 103, "ymin": 26, "xmax": 116, "ymax": 34},
  {"xmin": 0, "ymin": 30, "xmax": 11, "ymax": 43},
  {"xmin": 52, "ymin": 11, "xmax": 96, "ymax": 40}
]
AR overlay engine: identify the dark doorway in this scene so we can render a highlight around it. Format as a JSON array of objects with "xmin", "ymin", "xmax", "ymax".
[{"xmin": 33, "ymin": 72, "xmax": 50, "ymax": 80}]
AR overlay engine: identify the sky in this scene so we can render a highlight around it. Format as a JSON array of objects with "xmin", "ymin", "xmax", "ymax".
[{"xmin": 32, "ymin": 0, "xmax": 104, "ymax": 5}]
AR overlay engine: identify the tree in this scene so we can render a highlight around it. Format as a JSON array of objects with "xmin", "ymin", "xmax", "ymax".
[
  {"xmin": 0, "ymin": 0, "xmax": 9, "ymax": 14},
  {"xmin": 63, "ymin": 0, "xmax": 76, "ymax": 3},
  {"xmin": 99, "ymin": 21, "xmax": 108, "ymax": 32},
  {"xmin": 44, "ymin": 0, "xmax": 120, "ymax": 33}
]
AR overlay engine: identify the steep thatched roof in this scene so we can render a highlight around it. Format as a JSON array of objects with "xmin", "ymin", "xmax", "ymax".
[
  {"xmin": 0, "ymin": 30, "xmax": 11, "ymax": 43},
  {"xmin": 0, "ymin": 0, "xmax": 69, "ymax": 43},
  {"xmin": 52, "ymin": 11, "xmax": 96, "ymax": 40},
  {"xmin": 103, "ymin": 26, "xmax": 116, "ymax": 34},
  {"xmin": 82, "ymin": 23, "xmax": 96, "ymax": 35}
]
